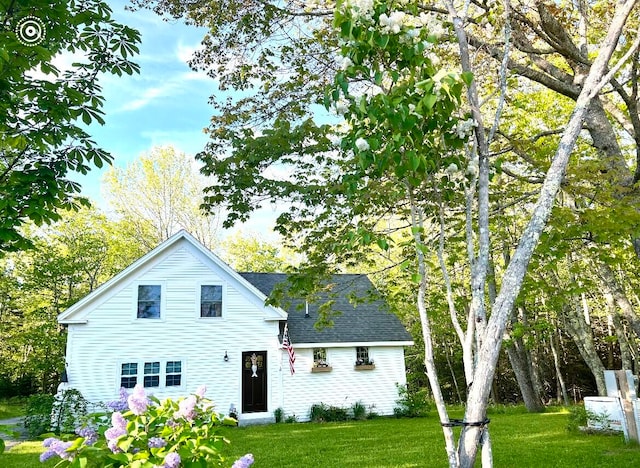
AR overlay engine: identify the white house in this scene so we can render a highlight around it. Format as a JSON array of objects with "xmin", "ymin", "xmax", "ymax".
[{"xmin": 57, "ymin": 231, "xmax": 414, "ymax": 424}]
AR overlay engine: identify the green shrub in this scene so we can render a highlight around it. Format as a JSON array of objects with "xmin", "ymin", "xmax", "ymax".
[
  {"xmin": 274, "ymin": 407, "xmax": 284, "ymax": 423},
  {"xmin": 50, "ymin": 389, "xmax": 88, "ymax": 434},
  {"xmin": 566, "ymin": 405, "xmax": 587, "ymax": 432},
  {"xmin": 310, "ymin": 403, "xmax": 349, "ymax": 422},
  {"xmin": 23, "ymin": 394, "xmax": 54, "ymax": 437},
  {"xmin": 284, "ymin": 414, "xmax": 298, "ymax": 423},
  {"xmin": 393, "ymin": 384, "xmax": 431, "ymax": 418},
  {"xmin": 351, "ymin": 401, "xmax": 367, "ymax": 420}
]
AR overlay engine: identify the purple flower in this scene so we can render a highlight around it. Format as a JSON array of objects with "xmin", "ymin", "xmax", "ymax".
[
  {"xmin": 107, "ymin": 438, "xmax": 122, "ymax": 454},
  {"xmin": 42, "ymin": 437, "xmax": 58, "ymax": 448},
  {"xmin": 127, "ymin": 384, "xmax": 149, "ymax": 415},
  {"xmin": 163, "ymin": 452, "xmax": 181, "ymax": 468},
  {"xmin": 148, "ymin": 437, "xmax": 167, "ymax": 448},
  {"xmin": 175, "ymin": 395, "xmax": 197, "ymax": 421},
  {"xmin": 195, "ymin": 385, "xmax": 207, "ymax": 397},
  {"xmin": 40, "ymin": 450, "xmax": 56, "ymax": 462},
  {"xmin": 106, "ymin": 387, "xmax": 129, "ymax": 411},
  {"xmin": 50, "ymin": 439, "xmax": 74, "ymax": 461},
  {"xmin": 232, "ymin": 453, "xmax": 255, "ymax": 468},
  {"xmin": 41, "ymin": 437, "xmax": 74, "ymax": 462},
  {"xmin": 76, "ymin": 426, "xmax": 98, "ymax": 445},
  {"xmin": 105, "ymin": 411, "xmax": 127, "ymax": 452}
]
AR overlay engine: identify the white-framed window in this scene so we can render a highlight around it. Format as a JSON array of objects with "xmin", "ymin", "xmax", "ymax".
[
  {"xmin": 313, "ymin": 348, "xmax": 328, "ymax": 367},
  {"xmin": 137, "ymin": 284, "xmax": 162, "ymax": 319},
  {"xmin": 120, "ymin": 363, "xmax": 138, "ymax": 388},
  {"xmin": 165, "ymin": 361, "xmax": 182, "ymax": 387},
  {"xmin": 199, "ymin": 284, "xmax": 224, "ymax": 318},
  {"xmin": 355, "ymin": 347, "xmax": 372, "ymax": 365},
  {"xmin": 119, "ymin": 360, "xmax": 183, "ymax": 389},
  {"xmin": 143, "ymin": 361, "xmax": 160, "ymax": 387}
]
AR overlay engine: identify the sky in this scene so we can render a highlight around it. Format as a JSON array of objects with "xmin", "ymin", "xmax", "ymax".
[{"xmin": 70, "ymin": 0, "xmax": 281, "ymax": 237}]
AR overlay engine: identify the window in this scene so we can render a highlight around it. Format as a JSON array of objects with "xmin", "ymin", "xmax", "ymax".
[
  {"xmin": 356, "ymin": 347, "xmax": 372, "ymax": 366},
  {"xmin": 138, "ymin": 285, "xmax": 161, "ymax": 319},
  {"xmin": 200, "ymin": 285, "xmax": 223, "ymax": 318},
  {"xmin": 144, "ymin": 361, "xmax": 160, "ymax": 387},
  {"xmin": 119, "ymin": 360, "xmax": 182, "ymax": 389},
  {"xmin": 166, "ymin": 361, "xmax": 182, "ymax": 387},
  {"xmin": 121, "ymin": 363, "xmax": 138, "ymax": 388},
  {"xmin": 313, "ymin": 348, "xmax": 328, "ymax": 367}
]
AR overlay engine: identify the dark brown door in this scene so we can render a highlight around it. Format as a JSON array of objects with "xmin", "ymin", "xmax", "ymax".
[{"xmin": 242, "ymin": 351, "xmax": 267, "ymax": 413}]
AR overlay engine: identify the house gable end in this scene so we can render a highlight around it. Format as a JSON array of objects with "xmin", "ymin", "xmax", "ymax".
[{"xmin": 58, "ymin": 231, "xmax": 286, "ymax": 324}]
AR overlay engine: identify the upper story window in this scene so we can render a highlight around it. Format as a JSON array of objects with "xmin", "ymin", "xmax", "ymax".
[
  {"xmin": 200, "ymin": 285, "xmax": 223, "ymax": 318},
  {"xmin": 137, "ymin": 285, "xmax": 161, "ymax": 319}
]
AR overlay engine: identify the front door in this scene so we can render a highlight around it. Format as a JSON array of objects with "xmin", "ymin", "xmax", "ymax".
[{"xmin": 242, "ymin": 351, "xmax": 267, "ymax": 413}]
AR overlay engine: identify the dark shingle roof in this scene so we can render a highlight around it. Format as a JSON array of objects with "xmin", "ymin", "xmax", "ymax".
[{"xmin": 239, "ymin": 273, "xmax": 413, "ymax": 344}]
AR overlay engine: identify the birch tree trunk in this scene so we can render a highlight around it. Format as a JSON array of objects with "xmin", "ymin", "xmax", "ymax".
[
  {"xmin": 453, "ymin": 1, "xmax": 638, "ymax": 464},
  {"xmin": 594, "ymin": 261, "xmax": 640, "ymax": 340},
  {"xmin": 562, "ymin": 300, "xmax": 607, "ymax": 395}
]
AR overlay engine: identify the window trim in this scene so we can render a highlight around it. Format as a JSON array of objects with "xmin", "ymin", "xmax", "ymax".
[
  {"xmin": 134, "ymin": 282, "xmax": 166, "ymax": 321},
  {"xmin": 197, "ymin": 282, "xmax": 226, "ymax": 319}
]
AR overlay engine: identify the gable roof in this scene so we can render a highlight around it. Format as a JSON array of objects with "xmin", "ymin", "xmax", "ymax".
[
  {"xmin": 58, "ymin": 230, "xmax": 287, "ymax": 324},
  {"xmin": 239, "ymin": 273, "xmax": 413, "ymax": 346}
]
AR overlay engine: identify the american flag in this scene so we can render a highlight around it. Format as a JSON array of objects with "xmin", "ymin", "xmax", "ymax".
[{"xmin": 282, "ymin": 324, "xmax": 295, "ymax": 375}]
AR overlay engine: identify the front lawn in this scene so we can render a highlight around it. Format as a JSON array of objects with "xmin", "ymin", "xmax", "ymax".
[
  {"xmin": 218, "ymin": 409, "xmax": 638, "ymax": 467},
  {"xmin": 1, "ymin": 408, "xmax": 637, "ymax": 467}
]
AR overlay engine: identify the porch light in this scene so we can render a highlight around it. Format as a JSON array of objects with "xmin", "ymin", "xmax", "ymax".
[{"xmin": 224, "ymin": 351, "xmax": 229, "ymax": 362}]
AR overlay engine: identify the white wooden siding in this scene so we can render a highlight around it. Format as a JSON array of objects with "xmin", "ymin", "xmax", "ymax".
[
  {"xmin": 63, "ymin": 236, "xmax": 409, "ymax": 424},
  {"xmin": 65, "ymin": 242, "xmax": 282, "ymax": 419},
  {"xmin": 277, "ymin": 346, "xmax": 407, "ymax": 421}
]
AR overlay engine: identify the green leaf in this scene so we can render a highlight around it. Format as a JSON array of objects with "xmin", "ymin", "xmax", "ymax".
[{"xmin": 461, "ymin": 71, "xmax": 474, "ymax": 86}]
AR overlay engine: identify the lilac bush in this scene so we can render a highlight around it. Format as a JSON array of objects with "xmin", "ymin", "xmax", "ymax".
[{"xmin": 40, "ymin": 384, "xmax": 253, "ymax": 467}]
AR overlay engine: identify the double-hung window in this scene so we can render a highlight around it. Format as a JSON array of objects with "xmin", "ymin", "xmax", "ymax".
[
  {"xmin": 137, "ymin": 285, "xmax": 161, "ymax": 319},
  {"xmin": 166, "ymin": 361, "xmax": 182, "ymax": 387},
  {"xmin": 144, "ymin": 362, "xmax": 160, "ymax": 387},
  {"xmin": 200, "ymin": 285, "xmax": 223, "ymax": 318},
  {"xmin": 121, "ymin": 363, "xmax": 138, "ymax": 388}
]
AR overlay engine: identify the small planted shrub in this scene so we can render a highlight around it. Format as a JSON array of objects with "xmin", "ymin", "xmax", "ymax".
[
  {"xmin": 284, "ymin": 414, "xmax": 298, "ymax": 423},
  {"xmin": 50, "ymin": 389, "xmax": 88, "ymax": 434},
  {"xmin": 39, "ymin": 385, "xmax": 253, "ymax": 467},
  {"xmin": 393, "ymin": 384, "xmax": 431, "ymax": 418},
  {"xmin": 351, "ymin": 401, "xmax": 367, "ymax": 420},
  {"xmin": 24, "ymin": 393, "xmax": 54, "ymax": 437},
  {"xmin": 310, "ymin": 403, "xmax": 349, "ymax": 422},
  {"xmin": 274, "ymin": 407, "xmax": 284, "ymax": 423}
]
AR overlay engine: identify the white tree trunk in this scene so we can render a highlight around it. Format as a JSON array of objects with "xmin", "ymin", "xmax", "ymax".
[{"xmin": 454, "ymin": 1, "xmax": 638, "ymax": 464}]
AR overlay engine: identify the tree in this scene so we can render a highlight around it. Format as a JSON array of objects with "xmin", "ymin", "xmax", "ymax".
[
  {"xmin": 219, "ymin": 232, "xmax": 295, "ymax": 272},
  {"xmin": 0, "ymin": 206, "xmax": 148, "ymax": 395},
  {"xmin": 0, "ymin": 0, "xmax": 140, "ymax": 252},
  {"xmin": 103, "ymin": 146, "xmax": 221, "ymax": 250},
  {"xmin": 132, "ymin": 0, "xmax": 639, "ymax": 466}
]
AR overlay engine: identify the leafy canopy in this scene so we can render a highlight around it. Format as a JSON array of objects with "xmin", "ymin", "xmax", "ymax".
[{"xmin": 0, "ymin": 0, "xmax": 140, "ymax": 251}]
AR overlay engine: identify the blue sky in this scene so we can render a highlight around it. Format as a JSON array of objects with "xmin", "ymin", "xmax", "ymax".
[
  {"xmin": 71, "ymin": 0, "xmax": 281, "ymax": 236},
  {"xmin": 75, "ymin": 0, "xmax": 213, "ymax": 201}
]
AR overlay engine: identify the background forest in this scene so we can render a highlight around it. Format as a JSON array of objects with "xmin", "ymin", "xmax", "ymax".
[{"xmin": 1, "ymin": 0, "xmax": 639, "ymax": 432}]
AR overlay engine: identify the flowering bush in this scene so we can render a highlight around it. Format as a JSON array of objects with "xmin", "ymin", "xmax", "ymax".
[{"xmin": 40, "ymin": 385, "xmax": 253, "ymax": 467}]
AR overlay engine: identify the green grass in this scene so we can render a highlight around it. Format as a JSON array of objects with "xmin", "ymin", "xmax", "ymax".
[
  {"xmin": 0, "ymin": 398, "xmax": 26, "ymax": 420},
  {"xmin": 1, "ymin": 408, "xmax": 638, "ymax": 467},
  {"xmin": 218, "ymin": 409, "xmax": 639, "ymax": 467}
]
